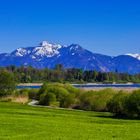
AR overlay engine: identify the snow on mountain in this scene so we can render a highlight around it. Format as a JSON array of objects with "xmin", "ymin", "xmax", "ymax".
[
  {"xmin": 12, "ymin": 41, "xmax": 63, "ymax": 59},
  {"xmin": 15, "ymin": 48, "xmax": 31, "ymax": 57},
  {"xmin": 125, "ymin": 53, "xmax": 140, "ymax": 60},
  {"xmin": 0, "ymin": 41, "xmax": 140, "ymax": 74},
  {"xmin": 11, "ymin": 41, "xmax": 83, "ymax": 61},
  {"xmin": 32, "ymin": 41, "xmax": 62, "ymax": 57}
]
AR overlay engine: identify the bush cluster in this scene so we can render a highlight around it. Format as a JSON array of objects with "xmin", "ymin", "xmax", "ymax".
[
  {"xmin": 38, "ymin": 83, "xmax": 79, "ymax": 108},
  {"xmin": 79, "ymin": 89, "xmax": 116, "ymax": 111},
  {"xmin": 107, "ymin": 90, "xmax": 140, "ymax": 118},
  {"xmin": 38, "ymin": 83, "xmax": 140, "ymax": 118},
  {"xmin": 38, "ymin": 83, "xmax": 117, "ymax": 111},
  {"xmin": 14, "ymin": 88, "xmax": 39, "ymax": 98}
]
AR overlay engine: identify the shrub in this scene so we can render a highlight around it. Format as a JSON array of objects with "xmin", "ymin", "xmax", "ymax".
[
  {"xmin": 94, "ymin": 89, "xmax": 116, "ymax": 111},
  {"xmin": 64, "ymin": 84, "xmax": 80, "ymax": 94},
  {"xmin": 39, "ymin": 92, "xmax": 57, "ymax": 106},
  {"xmin": 18, "ymin": 89, "xmax": 29, "ymax": 97},
  {"xmin": 60, "ymin": 94, "xmax": 75, "ymax": 108},
  {"xmin": 107, "ymin": 91, "xmax": 128, "ymax": 116},
  {"xmin": 79, "ymin": 92, "xmax": 93, "ymax": 111},
  {"xmin": 14, "ymin": 89, "xmax": 29, "ymax": 97},
  {"xmin": 49, "ymin": 87, "xmax": 69, "ymax": 101},
  {"xmin": 38, "ymin": 83, "xmax": 48, "ymax": 98},
  {"xmin": 107, "ymin": 89, "xmax": 140, "ymax": 118},
  {"xmin": 79, "ymin": 89, "xmax": 116, "ymax": 111},
  {"xmin": 28, "ymin": 89, "xmax": 39, "ymax": 99},
  {"xmin": 38, "ymin": 83, "xmax": 75, "ymax": 107},
  {"xmin": 124, "ymin": 90, "xmax": 140, "ymax": 118},
  {"xmin": 64, "ymin": 84, "xmax": 82, "ymax": 105}
]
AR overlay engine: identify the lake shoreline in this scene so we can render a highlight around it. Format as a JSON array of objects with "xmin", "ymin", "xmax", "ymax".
[
  {"xmin": 81, "ymin": 87, "xmax": 139, "ymax": 92},
  {"xmin": 18, "ymin": 83, "xmax": 43, "ymax": 86},
  {"xmin": 18, "ymin": 82, "xmax": 139, "ymax": 86},
  {"xmin": 17, "ymin": 83, "xmax": 140, "ymax": 91}
]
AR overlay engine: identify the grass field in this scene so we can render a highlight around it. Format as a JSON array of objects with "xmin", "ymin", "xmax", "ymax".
[{"xmin": 0, "ymin": 102, "xmax": 140, "ymax": 140}]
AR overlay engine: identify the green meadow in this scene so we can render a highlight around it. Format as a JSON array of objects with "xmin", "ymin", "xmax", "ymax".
[{"xmin": 0, "ymin": 102, "xmax": 140, "ymax": 140}]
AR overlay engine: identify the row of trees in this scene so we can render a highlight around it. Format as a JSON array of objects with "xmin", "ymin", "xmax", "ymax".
[{"xmin": 1, "ymin": 64, "xmax": 140, "ymax": 83}]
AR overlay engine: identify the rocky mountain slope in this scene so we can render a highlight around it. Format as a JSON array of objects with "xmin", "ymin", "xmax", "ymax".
[{"xmin": 0, "ymin": 41, "xmax": 140, "ymax": 74}]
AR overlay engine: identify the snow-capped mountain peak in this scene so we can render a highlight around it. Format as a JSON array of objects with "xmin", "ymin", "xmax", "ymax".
[
  {"xmin": 12, "ymin": 41, "xmax": 63, "ymax": 58},
  {"xmin": 14, "ymin": 48, "xmax": 30, "ymax": 57},
  {"xmin": 40, "ymin": 41, "xmax": 62, "ymax": 49},
  {"xmin": 40, "ymin": 41, "xmax": 50, "ymax": 47},
  {"xmin": 33, "ymin": 41, "xmax": 62, "ymax": 57},
  {"xmin": 125, "ymin": 53, "xmax": 140, "ymax": 60}
]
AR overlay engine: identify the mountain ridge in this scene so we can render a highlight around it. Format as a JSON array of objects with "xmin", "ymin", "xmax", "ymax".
[{"xmin": 0, "ymin": 41, "xmax": 140, "ymax": 74}]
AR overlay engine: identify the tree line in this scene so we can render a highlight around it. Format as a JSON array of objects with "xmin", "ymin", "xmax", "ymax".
[{"xmin": 0, "ymin": 64, "xmax": 140, "ymax": 83}]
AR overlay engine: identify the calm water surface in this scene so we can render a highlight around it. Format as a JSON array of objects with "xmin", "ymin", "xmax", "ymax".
[{"xmin": 17, "ymin": 84, "xmax": 140, "ymax": 89}]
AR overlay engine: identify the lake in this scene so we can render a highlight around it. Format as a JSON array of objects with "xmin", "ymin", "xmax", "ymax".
[{"xmin": 17, "ymin": 84, "xmax": 140, "ymax": 89}]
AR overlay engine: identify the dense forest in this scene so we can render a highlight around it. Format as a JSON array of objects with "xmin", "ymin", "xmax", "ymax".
[{"xmin": 0, "ymin": 64, "xmax": 140, "ymax": 83}]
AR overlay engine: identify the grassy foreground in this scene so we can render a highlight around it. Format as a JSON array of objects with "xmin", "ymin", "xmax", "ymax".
[{"xmin": 0, "ymin": 102, "xmax": 140, "ymax": 140}]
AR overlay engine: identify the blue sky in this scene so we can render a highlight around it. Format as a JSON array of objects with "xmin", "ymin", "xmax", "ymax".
[{"xmin": 0, "ymin": 0, "xmax": 140, "ymax": 56}]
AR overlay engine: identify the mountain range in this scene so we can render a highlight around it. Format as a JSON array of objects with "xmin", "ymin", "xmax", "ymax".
[{"xmin": 0, "ymin": 41, "xmax": 140, "ymax": 74}]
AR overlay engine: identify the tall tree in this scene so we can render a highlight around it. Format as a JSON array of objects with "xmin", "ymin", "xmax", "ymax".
[{"xmin": 0, "ymin": 70, "xmax": 16, "ymax": 96}]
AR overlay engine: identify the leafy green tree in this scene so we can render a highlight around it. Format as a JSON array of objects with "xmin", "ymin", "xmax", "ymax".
[{"xmin": 0, "ymin": 70, "xmax": 16, "ymax": 96}]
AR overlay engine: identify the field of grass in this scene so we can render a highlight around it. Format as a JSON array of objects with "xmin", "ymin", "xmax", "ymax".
[{"xmin": 0, "ymin": 102, "xmax": 140, "ymax": 140}]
